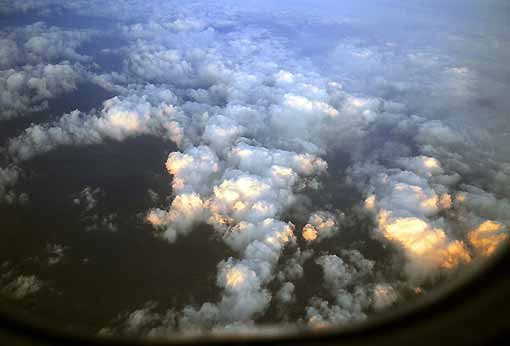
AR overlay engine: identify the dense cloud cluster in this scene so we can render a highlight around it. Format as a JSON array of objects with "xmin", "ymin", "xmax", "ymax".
[
  {"xmin": 0, "ymin": 22, "xmax": 94, "ymax": 120},
  {"xmin": 1, "ymin": 0, "xmax": 509, "ymax": 338},
  {"xmin": 0, "ymin": 274, "xmax": 42, "ymax": 299},
  {"xmin": 8, "ymin": 88, "xmax": 184, "ymax": 160}
]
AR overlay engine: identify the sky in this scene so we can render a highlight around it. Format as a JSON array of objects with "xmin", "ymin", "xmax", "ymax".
[{"xmin": 0, "ymin": 0, "xmax": 509, "ymax": 339}]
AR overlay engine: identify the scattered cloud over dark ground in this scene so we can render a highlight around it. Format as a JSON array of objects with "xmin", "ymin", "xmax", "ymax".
[{"xmin": 0, "ymin": 0, "xmax": 509, "ymax": 338}]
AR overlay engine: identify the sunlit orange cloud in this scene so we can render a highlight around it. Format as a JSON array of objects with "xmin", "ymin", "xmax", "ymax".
[
  {"xmin": 307, "ymin": 315, "xmax": 330, "ymax": 329},
  {"xmin": 301, "ymin": 212, "xmax": 337, "ymax": 242},
  {"xmin": 233, "ymin": 201, "xmax": 247, "ymax": 212},
  {"xmin": 146, "ymin": 212, "xmax": 165, "ymax": 226},
  {"xmin": 420, "ymin": 195, "xmax": 439, "ymax": 210},
  {"xmin": 169, "ymin": 194, "xmax": 204, "ymax": 218},
  {"xmin": 302, "ymin": 224, "xmax": 318, "ymax": 241},
  {"xmin": 423, "ymin": 157, "xmax": 441, "ymax": 170},
  {"xmin": 379, "ymin": 214, "xmax": 444, "ymax": 256},
  {"xmin": 441, "ymin": 240, "xmax": 472, "ymax": 269},
  {"xmin": 440, "ymin": 193, "xmax": 452, "ymax": 209},
  {"xmin": 209, "ymin": 213, "xmax": 232, "ymax": 228},
  {"xmin": 314, "ymin": 102, "xmax": 339, "ymax": 117},
  {"xmin": 294, "ymin": 154, "xmax": 328, "ymax": 175},
  {"xmin": 226, "ymin": 268, "xmax": 247, "ymax": 288},
  {"xmin": 262, "ymin": 218, "xmax": 295, "ymax": 245},
  {"xmin": 105, "ymin": 110, "xmax": 141, "ymax": 131},
  {"xmin": 377, "ymin": 211, "xmax": 471, "ymax": 272},
  {"xmin": 373, "ymin": 284, "xmax": 397, "ymax": 310},
  {"xmin": 349, "ymin": 97, "xmax": 368, "ymax": 108},
  {"xmin": 309, "ymin": 213, "xmax": 335, "ymax": 230},
  {"xmin": 146, "ymin": 193, "xmax": 205, "ymax": 227},
  {"xmin": 364, "ymin": 195, "xmax": 376, "ymax": 210},
  {"xmin": 468, "ymin": 220, "xmax": 509, "ymax": 257},
  {"xmin": 232, "ymin": 147, "xmax": 252, "ymax": 158},
  {"xmin": 216, "ymin": 177, "xmax": 269, "ymax": 201},
  {"xmin": 456, "ymin": 193, "xmax": 466, "ymax": 203},
  {"xmin": 166, "ymin": 154, "xmax": 193, "ymax": 174}
]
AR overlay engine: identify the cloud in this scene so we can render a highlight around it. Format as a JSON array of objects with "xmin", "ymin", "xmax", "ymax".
[
  {"xmin": 306, "ymin": 249, "xmax": 398, "ymax": 328},
  {"xmin": 99, "ymin": 302, "xmax": 178, "ymax": 338},
  {"xmin": 0, "ymin": 22, "xmax": 92, "ymax": 68},
  {"xmin": 165, "ymin": 146, "xmax": 220, "ymax": 195},
  {"xmin": 0, "ymin": 22, "xmax": 96, "ymax": 120},
  {"xmin": 302, "ymin": 211, "xmax": 339, "ymax": 242},
  {"xmin": 316, "ymin": 254, "xmax": 358, "ymax": 290},
  {"xmin": 277, "ymin": 248, "xmax": 313, "ymax": 282},
  {"xmin": 372, "ymin": 283, "xmax": 398, "ymax": 311},
  {"xmin": 276, "ymin": 282, "xmax": 295, "ymax": 304},
  {"xmin": 85, "ymin": 212, "xmax": 118, "ymax": 232},
  {"xmin": 305, "ymin": 294, "xmax": 367, "ymax": 328},
  {"xmin": 456, "ymin": 185, "xmax": 510, "ymax": 225},
  {"xmin": 395, "ymin": 156, "xmax": 444, "ymax": 178},
  {"xmin": 0, "ymin": 1, "xmax": 60, "ymax": 16},
  {"xmin": 0, "ymin": 62, "xmax": 83, "ymax": 120},
  {"xmin": 71, "ymin": 186, "xmax": 118, "ymax": 232},
  {"xmin": 1, "ymin": 0, "xmax": 509, "ymax": 336},
  {"xmin": 1, "ymin": 274, "xmax": 43, "ymax": 299},
  {"xmin": 0, "ymin": 37, "xmax": 20, "ymax": 69},
  {"xmin": 316, "ymin": 250, "xmax": 374, "ymax": 292},
  {"xmin": 73, "ymin": 186, "xmax": 102, "ymax": 211},
  {"xmin": 7, "ymin": 87, "xmax": 184, "ymax": 160},
  {"xmin": 0, "ymin": 165, "xmax": 26, "ymax": 204},
  {"xmin": 147, "ymin": 193, "xmax": 206, "ymax": 242},
  {"xmin": 46, "ymin": 243, "xmax": 67, "ymax": 266},
  {"xmin": 2, "ymin": 20, "xmax": 337, "ymax": 329},
  {"xmin": 350, "ymin": 159, "xmax": 474, "ymax": 283},
  {"xmin": 178, "ymin": 219, "xmax": 295, "ymax": 328},
  {"xmin": 21, "ymin": 23, "xmax": 92, "ymax": 63},
  {"xmin": 468, "ymin": 221, "xmax": 508, "ymax": 257}
]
